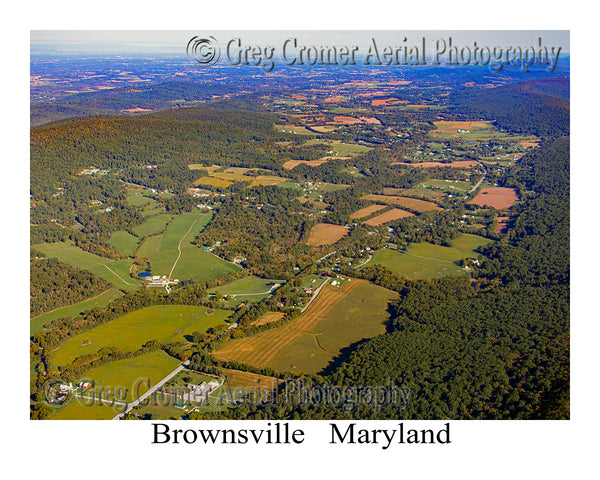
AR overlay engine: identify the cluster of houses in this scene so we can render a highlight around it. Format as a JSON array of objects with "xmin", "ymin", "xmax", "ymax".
[{"xmin": 137, "ymin": 272, "xmax": 179, "ymax": 287}]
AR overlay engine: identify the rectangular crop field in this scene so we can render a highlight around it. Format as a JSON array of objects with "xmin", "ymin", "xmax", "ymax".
[
  {"xmin": 350, "ymin": 204, "xmax": 387, "ymax": 220},
  {"xmin": 362, "ymin": 194, "xmax": 442, "ymax": 212},
  {"xmin": 468, "ymin": 187, "xmax": 519, "ymax": 210},
  {"xmin": 51, "ymin": 304, "xmax": 232, "ymax": 367},
  {"xmin": 212, "ymin": 279, "xmax": 397, "ymax": 374},
  {"xmin": 363, "ymin": 208, "xmax": 414, "ymax": 226}
]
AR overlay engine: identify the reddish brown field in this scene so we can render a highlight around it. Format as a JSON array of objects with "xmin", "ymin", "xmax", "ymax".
[
  {"xmin": 519, "ymin": 141, "xmax": 540, "ymax": 148},
  {"xmin": 362, "ymin": 194, "xmax": 443, "ymax": 212},
  {"xmin": 290, "ymin": 94, "xmax": 307, "ymax": 100},
  {"xmin": 283, "ymin": 159, "xmax": 329, "ymax": 170},
  {"xmin": 350, "ymin": 204, "xmax": 388, "ymax": 220},
  {"xmin": 468, "ymin": 188, "xmax": 519, "ymax": 210},
  {"xmin": 359, "ymin": 116, "xmax": 381, "ymax": 124},
  {"xmin": 307, "ymin": 223, "xmax": 349, "ymax": 246},
  {"xmin": 392, "ymin": 160, "xmax": 478, "ymax": 169},
  {"xmin": 332, "ymin": 115, "xmax": 361, "ymax": 125},
  {"xmin": 323, "ymin": 96, "xmax": 344, "ymax": 103},
  {"xmin": 371, "ymin": 97, "xmax": 405, "ymax": 106},
  {"xmin": 251, "ymin": 312, "xmax": 286, "ymax": 327},
  {"xmin": 495, "ymin": 216, "xmax": 510, "ymax": 233},
  {"xmin": 363, "ymin": 208, "xmax": 414, "ymax": 226}
]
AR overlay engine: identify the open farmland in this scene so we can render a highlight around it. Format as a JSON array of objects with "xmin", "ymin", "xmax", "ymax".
[
  {"xmin": 283, "ymin": 159, "xmax": 329, "ymax": 170},
  {"xmin": 307, "ymin": 223, "xmax": 349, "ymax": 246},
  {"xmin": 48, "ymin": 351, "xmax": 182, "ymax": 419},
  {"xmin": 208, "ymin": 276, "xmax": 282, "ymax": 307},
  {"xmin": 136, "ymin": 210, "xmax": 240, "ymax": 282},
  {"xmin": 32, "ymin": 242, "xmax": 141, "ymax": 291},
  {"xmin": 367, "ymin": 233, "xmax": 492, "ymax": 279},
  {"xmin": 195, "ymin": 176, "xmax": 233, "ymax": 188},
  {"xmin": 212, "ymin": 279, "xmax": 397, "ymax": 374},
  {"xmin": 350, "ymin": 204, "xmax": 388, "ymax": 220},
  {"xmin": 250, "ymin": 312, "xmax": 286, "ymax": 326},
  {"xmin": 363, "ymin": 208, "xmax": 414, "ymax": 226},
  {"xmin": 362, "ymin": 194, "xmax": 443, "ymax": 212},
  {"xmin": 133, "ymin": 214, "xmax": 173, "ymax": 237},
  {"xmin": 51, "ymin": 304, "xmax": 232, "ymax": 367},
  {"xmin": 108, "ymin": 230, "xmax": 140, "ymax": 256},
  {"xmin": 468, "ymin": 187, "xmax": 520, "ymax": 210},
  {"xmin": 221, "ymin": 368, "xmax": 284, "ymax": 390}
]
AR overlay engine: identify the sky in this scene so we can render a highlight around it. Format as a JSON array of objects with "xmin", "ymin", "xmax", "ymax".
[{"xmin": 30, "ymin": 30, "xmax": 570, "ymax": 55}]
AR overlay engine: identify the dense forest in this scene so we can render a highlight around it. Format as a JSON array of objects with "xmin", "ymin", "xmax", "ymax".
[
  {"xmin": 30, "ymin": 256, "xmax": 112, "ymax": 316},
  {"xmin": 451, "ymin": 78, "xmax": 570, "ymax": 138}
]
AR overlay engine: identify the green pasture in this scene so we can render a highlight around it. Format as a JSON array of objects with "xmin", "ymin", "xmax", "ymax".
[
  {"xmin": 366, "ymin": 233, "xmax": 491, "ymax": 279},
  {"xmin": 136, "ymin": 210, "xmax": 240, "ymax": 281},
  {"xmin": 48, "ymin": 351, "xmax": 182, "ymax": 419},
  {"xmin": 108, "ymin": 230, "xmax": 140, "ymax": 256},
  {"xmin": 133, "ymin": 214, "xmax": 173, "ymax": 237},
  {"xmin": 32, "ymin": 242, "xmax": 140, "ymax": 292},
  {"xmin": 51, "ymin": 304, "xmax": 233, "ymax": 367}
]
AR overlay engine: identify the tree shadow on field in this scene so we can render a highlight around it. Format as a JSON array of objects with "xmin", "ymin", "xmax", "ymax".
[{"xmin": 318, "ymin": 338, "xmax": 373, "ymax": 377}]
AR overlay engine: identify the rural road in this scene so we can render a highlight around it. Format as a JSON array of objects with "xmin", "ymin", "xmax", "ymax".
[
  {"xmin": 301, "ymin": 277, "xmax": 330, "ymax": 313},
  {"xmin": 103, "ymin": 264, "xmax": 136, "ymax": 286},
  {"xmin": 468, "ymin": 161, "xmax": 488, "ymax": 195},
  {"xmin": 168, "ymin": 219, "xmax": 197, "ymax": 279},
  {"xmin": 112, "ymin": 360, "xmax": 190, "ymax": 419}
]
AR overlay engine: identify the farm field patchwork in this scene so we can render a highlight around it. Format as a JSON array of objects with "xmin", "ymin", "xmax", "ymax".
[
  {"xmin": 31, "ymin": 287, "xmax": 123, "ymax": 335},
  {"xmin": 212, "ymin": 279, "xmax": 397, "ymax": 374},
  {"xmin": 392, "ymin": 160, "xmax": 479, "ymax": 169},
  {"xmin": 31, "ymin": 242, "xmax": 141, "ymax": 291},
  {"xmin": 51, "ymin": 304, "xmax": 233, "ymax": 367}
]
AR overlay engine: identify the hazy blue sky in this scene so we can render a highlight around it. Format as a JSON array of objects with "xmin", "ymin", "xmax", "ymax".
[{"xmin": 31, "ymin": 30, "xmax": 569, "ymax": 54}]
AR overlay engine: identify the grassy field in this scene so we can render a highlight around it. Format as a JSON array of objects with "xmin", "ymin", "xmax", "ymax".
[
  {"xmin": 133, "ymin": 214, "xmax": 173, "ymax": 237},
  {"xmin": 250, "ymin": 312, "xmax": 286, "ymax": 326},
  {"xmin": 31, "ymin": 288, "xmax": 123, "ymax": 335},
  {"xmin": 108, "ymin": 230, "xmax": 140, "ymax": 256},
  {"xmin": 195, "ymin": 176, "xmax": 233, "ymax": 188},
  {"xmin": 136, "ymin": 210, "xmax": 240, "ymax": 282},
  {"xmin": 32, "ymin": 242, "xmax": 141, "ymax": 291},
  {"xmin": 48, "ymin": 351, "xmax": 182, "ymax": 419},
  {"xmin": 331, "ymin": 142, "xmax": 372, "ymax": 156},
  {"xmin": 51, "ymin": 305, "xmax": 232, "ymax": 367},
  {"xmin": 213, "ymin": 279, "xmax": 397, "ymax": 374},
  {"xmin": 209, "ymin": 276, "xmax": 282, "ymax": 307},
  {"xmin": 367, "ymin": 233, "xmax": 492, "ymax": 279}
]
